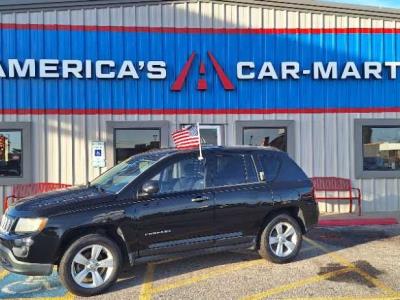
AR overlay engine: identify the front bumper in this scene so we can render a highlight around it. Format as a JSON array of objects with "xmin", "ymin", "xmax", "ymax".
[{"xmin": 0, "ymin": 243, "xmax": 53, "ymax": 276}]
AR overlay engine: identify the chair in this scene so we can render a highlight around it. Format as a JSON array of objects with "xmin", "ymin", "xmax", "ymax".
[{"xmin": 311, "ymin": 177, "xmax": 362, "ymax": 216}]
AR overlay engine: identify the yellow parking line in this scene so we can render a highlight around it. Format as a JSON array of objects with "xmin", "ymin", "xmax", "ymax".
[
  {"xmin": 241, "ymin": 267, "xmax": 353, "ymax": 300},
  {"xmin": 40, "ymin": 293, "xmax": 75, "ymax": 300},
  {"xmin": 0, "ymin": 270, "xmax": 8, "ymax": 280},
  {"xmin": 300, "ymin": 246, "xmax": 317, "ymax": 253},
  {"xmin": 153, "ymin": 257, "xmax": 183, "ymax": 265},
  {"xmin": 139, "ymin": 263, "xmax": 156, "ymax": 300},
  {"xmin": 304, "ymin": 237, "xmax": 398, "ymax": 296},
  {"xmin": 153, "ymin": 258, "xmax": 265, "ymax": 294}
]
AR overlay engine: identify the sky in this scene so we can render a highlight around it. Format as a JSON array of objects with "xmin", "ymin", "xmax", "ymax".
[{"xmin": 325, "ymin": 0, "xmax": 400, "ymax": 8}]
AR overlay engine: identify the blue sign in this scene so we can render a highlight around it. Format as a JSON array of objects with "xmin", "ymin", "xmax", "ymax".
[
  {"xmin": 94, "ymin": 149, "xmax": 102, "ymax": 157},
  {"xmin": 0, "ymin": 25, "xmax": 400, "ymax": 114}
]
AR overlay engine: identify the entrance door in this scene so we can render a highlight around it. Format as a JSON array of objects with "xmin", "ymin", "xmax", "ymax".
[
  {"xmin": 181, "ymin": 124, "xmax": 224, "ymax": 145},
  {"xmin": 200, "ymin": 125, "xmax": 223, "ymax": 145}
]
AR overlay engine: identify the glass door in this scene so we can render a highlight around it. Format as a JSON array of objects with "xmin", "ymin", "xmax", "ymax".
[
  {"xmin": 181, "ymin": 124, "xmax": 224, "ymax": 146},
  {"xmin": 199, "ymin": 125, "xmax": 222, "ymax": 145}
]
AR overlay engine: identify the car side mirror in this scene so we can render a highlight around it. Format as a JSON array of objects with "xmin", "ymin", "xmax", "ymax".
[{"xmin": 139, "ymin": 181, "xmax": 159, "ymax": 197}]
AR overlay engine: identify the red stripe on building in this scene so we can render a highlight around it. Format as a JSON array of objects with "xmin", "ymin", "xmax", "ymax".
[
  {"xmin": 4, "ymin": 107, "xmax": 400, "ymax": 115},
  {"xmin": 1, "ymin": 23, "xmax": 400, "ymax": 35}
]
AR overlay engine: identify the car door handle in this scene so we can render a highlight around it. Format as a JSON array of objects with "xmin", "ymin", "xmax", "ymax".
[{"xmin": 192, "ymin": 196, "xmax": 210, "ymax": 202}]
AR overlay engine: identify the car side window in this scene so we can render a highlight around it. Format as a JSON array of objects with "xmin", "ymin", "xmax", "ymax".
[
  {"xmin": 258, "ymin": 153, "xmax": 282, "ymax": 182},
  {"xmin": 149, "ymin": 156, "xmax": 206, "ymax": 194},
  {"xmin": 210, "ymin": 153, "xmax": 258, "ymax": 187}
]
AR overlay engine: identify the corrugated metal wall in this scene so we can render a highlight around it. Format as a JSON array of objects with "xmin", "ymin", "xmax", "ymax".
[{"xmin": 0, "ymin": 1, "xmax": 399, "ymax": 213}]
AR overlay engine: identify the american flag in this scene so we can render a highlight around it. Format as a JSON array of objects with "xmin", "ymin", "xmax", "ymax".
[{"xmin": 172, "ymin": 125, "xmax": 200, "ymax": 149}]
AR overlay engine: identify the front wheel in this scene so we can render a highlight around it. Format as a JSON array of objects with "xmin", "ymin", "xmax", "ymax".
[
  {"xmin": 258, "ymin": 213, "xmax": 302, "ymax": 263},
  {"xmin": 58, "ymin": 234, "xmax": 121, "ymax": 297}
]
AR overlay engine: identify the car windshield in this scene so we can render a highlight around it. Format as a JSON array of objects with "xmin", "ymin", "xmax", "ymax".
[{"xmin": 90, "ymin": 152, "xmax": 167, "ymax": 193}]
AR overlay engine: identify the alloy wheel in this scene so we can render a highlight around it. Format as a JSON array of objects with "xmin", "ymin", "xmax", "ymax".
[
  {"xmin": 71, "ymin": 244, "xmax": 114, "ymax": 289},
  {"xmin": 268, "ymin": 222, "xmax": 298, "ymax": 257}
]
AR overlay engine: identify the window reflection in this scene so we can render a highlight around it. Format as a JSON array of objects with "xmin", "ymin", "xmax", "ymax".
[
  {"xmin": 149, "ymin": 156, "xmax": 206, "ymax": 194},
  {"xmin": 243, "ymin": 127, "xmax": 287, "ymax": 151},
  {"xmin": 0, "ymin": 130, "xmax": 22, "ymax": 177},
  {"xmin": 362, "ymin": 126, "xmax": 400, "ymax": 171},
  {"xmin": 115, "ymin": 129, "xmax": 161, "ymax": 164}
]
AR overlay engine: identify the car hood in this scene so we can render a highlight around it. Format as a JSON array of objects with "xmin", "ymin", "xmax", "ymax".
[{"xmin": 9, "ymin": 186, "xmax": 116, "ymax": 217}]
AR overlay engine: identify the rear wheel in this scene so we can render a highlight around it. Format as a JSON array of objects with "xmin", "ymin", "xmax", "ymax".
[
  {"xmin": 258, "ymin": 213, "xmax": 302, "ymax": 263},
  {"xmin": 58, "ymin": 234, "xmax": 121, "ymax": 297}
]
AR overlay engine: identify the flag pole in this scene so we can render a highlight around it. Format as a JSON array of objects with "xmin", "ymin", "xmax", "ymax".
[{"xmin": 197, "ymin": 122, "xmax": 204, "ymax": 160}]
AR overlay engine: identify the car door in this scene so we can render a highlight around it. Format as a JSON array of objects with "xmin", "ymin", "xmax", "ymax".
[
  {"xmin": 211, "ymin": 151, "xmax": 274, "ymax": 247},
  {"xmin": 134, "ymin": 153, "xmax": 215, "ymax": 257}
]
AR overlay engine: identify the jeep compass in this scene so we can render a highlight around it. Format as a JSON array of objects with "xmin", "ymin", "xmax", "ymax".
[{"xmin": 0, "ymin": 146, "xmax": 319, "ymax": 296}]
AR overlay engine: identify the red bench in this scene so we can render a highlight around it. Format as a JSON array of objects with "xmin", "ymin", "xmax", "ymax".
[
  {"xmin": 311, "ymin": 177, "xmax": 362, "ymax": 216},
  {"xmin": 3, "ymin": 182, "xmax": 71, "ymax": 212}
]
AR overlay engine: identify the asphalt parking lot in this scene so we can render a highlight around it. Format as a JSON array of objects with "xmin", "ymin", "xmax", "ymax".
[{"xmin": 0, "ymin": 225, "xmax": 399, "ymax": 300}]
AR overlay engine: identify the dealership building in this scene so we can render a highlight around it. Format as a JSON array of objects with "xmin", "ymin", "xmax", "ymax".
[{"xmin": 0, "ymin": 0, "xmax": 400, "ymax": 213}]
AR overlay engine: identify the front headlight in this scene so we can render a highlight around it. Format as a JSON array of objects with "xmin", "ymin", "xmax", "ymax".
[{"xmin": 14, "ymin": 218, "xmax": 48, "ymax": 234}]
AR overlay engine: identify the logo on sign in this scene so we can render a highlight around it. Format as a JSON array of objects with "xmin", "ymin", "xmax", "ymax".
[
  {"xmin": 94, "ymin": 149, "xmax": 102, "ymax": 157},
  {"xmin": 171, "ymin": 51, "xmax": 235, "ymax": 92}
]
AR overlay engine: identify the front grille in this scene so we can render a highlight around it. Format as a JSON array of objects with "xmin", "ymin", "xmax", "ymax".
[{"xmin": 0, "ymin": 215, "xmax": 15, "ymax": 234}]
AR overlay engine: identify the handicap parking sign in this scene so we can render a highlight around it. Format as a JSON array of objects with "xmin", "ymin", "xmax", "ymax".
[
  {"xmin": 0, "ymin": 272, "xmax": 68, "ymax": 299},
  {"xmin": 91, "ymin": 141, "xmax": 106, "ymax": 168}
]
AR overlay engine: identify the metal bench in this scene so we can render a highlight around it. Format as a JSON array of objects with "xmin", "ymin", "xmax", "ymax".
[
  {"xmin": 311, "ymin": 177, "xmax": 362, "ymax": 216},
  {"xmin": 3, "ymin": 182, "xmax": 71, "ymax": 212}
]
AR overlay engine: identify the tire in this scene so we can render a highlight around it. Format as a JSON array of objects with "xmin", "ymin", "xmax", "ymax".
[
  {"xmin": 58, "ymin": 234, "xmax": 122, "ymax": 297},
  {"xmin": 258, "ymin": 213, "xmax": 302, "ymax": 264}
]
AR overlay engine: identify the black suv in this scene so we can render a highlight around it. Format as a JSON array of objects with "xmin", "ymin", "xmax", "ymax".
[{"xmin": 0, "ymin": 146, "xmax": 318, "ymax": 296}]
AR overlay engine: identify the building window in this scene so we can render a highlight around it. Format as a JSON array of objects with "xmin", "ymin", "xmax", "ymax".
[
  {"xmin": 355, "ymin": 119, "xmax": 400, "ymax": 178},
  {"xmin": 0, "ymin": 122, "xmax": 31, "ymax": 185},
  {"xmin": 0, "ymin": 130, "xmax": 22, "ymax": 177},
  {"xmin": 114, "ymin": 128, "xmax": 161, "ymax": 164},
  {"xmin": 362, "ymin": 126, "xmax": 400, "ymax": 171},
  {"xmin": 243, "ymin": 127, "xmax": 287, "ymax": 151},
  {"xmin": 106, "ymin": 121, "xmax": 170, "ymax": 167},
  {"xmin": 235, "ymin": 121, "xmax": 295, "ymax": 158}
]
